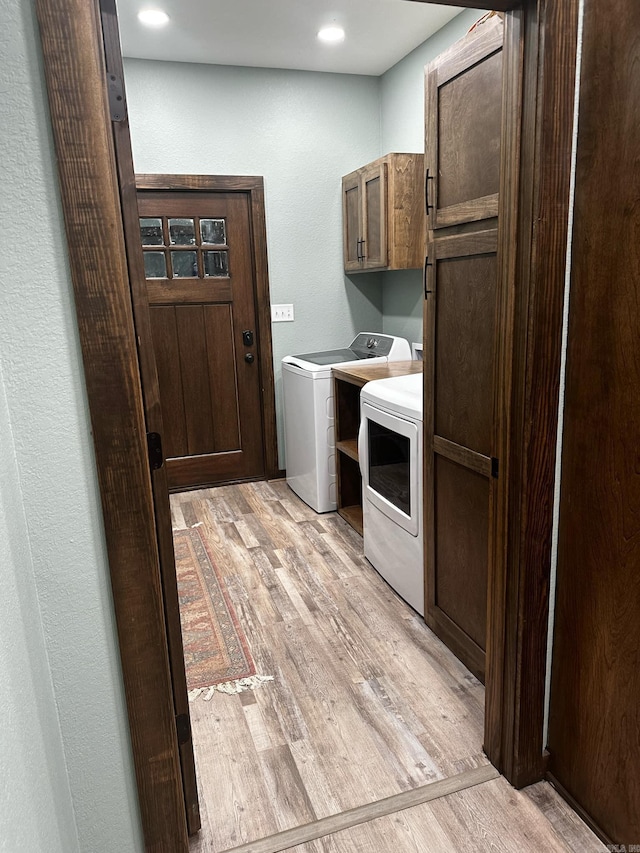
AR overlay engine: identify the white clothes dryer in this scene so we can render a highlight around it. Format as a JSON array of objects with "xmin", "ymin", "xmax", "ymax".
[
  {"xmin": 282, "ymin": 333, "xmax": 411, "ymax": 513},
  {"xmin": 359, "ymin": 372, "xmax": 424, "ymax": 615}
]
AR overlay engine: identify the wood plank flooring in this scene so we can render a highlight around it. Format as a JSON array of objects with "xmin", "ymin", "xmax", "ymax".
[{"xmin": 171, "ymin": 481, "xmax": 605, "ymax": 853}]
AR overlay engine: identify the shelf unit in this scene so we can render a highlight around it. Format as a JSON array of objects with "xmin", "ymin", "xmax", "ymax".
[{"xmin": 333, "ymin": 360, "xmax": 423, "ymax": 535}]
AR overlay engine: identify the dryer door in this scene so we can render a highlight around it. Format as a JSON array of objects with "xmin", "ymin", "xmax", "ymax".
[{"xmin": 359, "ymin": 401, "xmax": 420, "ymax": 536}]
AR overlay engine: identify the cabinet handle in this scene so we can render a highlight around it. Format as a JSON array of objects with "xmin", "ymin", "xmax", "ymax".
[
  {"xmin": 356, "ymin": 238, "xmax": 363, "ymax": 261},
  {"xmin": 360, "ymin": 238, "xmax": 366, "ymax": 261},
  {"xmin": 425, "ymin": 168, "xmax": 434, "ymax": 215},
  {"xmin": 424, "ymin": 256, "xmax": 433, "ymax": 299}
]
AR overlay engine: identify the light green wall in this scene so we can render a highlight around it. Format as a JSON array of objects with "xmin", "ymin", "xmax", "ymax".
[
  {"xmin": 0, "ymin": 0, "xmax": 143, "ymax": 849},
  {"xmin": 380, "ymin": 8, "xmax": 488, "ymax": 348},
  {"xmin": 124, "ymin": 14, "xmax": 487, "ymax": 465},
  {"xmin": 124, "ymin": 60, "xmax": 384, "ymax": 468}
]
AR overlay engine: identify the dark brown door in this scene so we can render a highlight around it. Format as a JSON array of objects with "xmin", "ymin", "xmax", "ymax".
[
  {"xmin": 137, "ymin": 190, "xmax": 265, "ymax": 491},
  {"xmin": 423, "ymin": 17, "xmax": 503, "ymax": 682},
  {"xmin": 425, "ymin": 15, "xmax": 503, "ymax": 231},
  {"xmin": 547, "ymin": 0, "xmax": 640, "ymax": 842},
  {"xmin": 424, "ymin": 231, "xmax": 498, "ymax": 682}
]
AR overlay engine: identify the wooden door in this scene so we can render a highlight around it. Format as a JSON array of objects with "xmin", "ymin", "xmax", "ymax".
[
  {"xmin": 137, "ymin": 190, "xmax": 266, "ymax": 491},
  {"xmin": 425, "ymin": 15, "xmax": 503, "ymax": 231},
  {"xmin": 423, "ymin": 18, "xmax": 503, "ymax": 682},
  {"xmin": 424, "ymin": 230, "xmax": 498, "ymax": 681},
  {"xmin": 547, "ymin": 0, "xmax": 640, "ymax": 842},
  {"xmin": 361, "ymin": 162, "xmax": 387, "ymax": 269},
  {"xmin": 343, "ymin": 170, "xmax": 363, "ymax": 271}
]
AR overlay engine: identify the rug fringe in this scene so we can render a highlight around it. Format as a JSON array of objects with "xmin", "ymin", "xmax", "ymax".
[{"xmin": 188, "ymin": 674, "xmax": 274, "ymax": 701}]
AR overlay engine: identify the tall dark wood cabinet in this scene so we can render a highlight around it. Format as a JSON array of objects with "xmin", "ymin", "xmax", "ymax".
[{"xmin": 423, "ymin": 16, "xmax": 504, "ymax": 681}]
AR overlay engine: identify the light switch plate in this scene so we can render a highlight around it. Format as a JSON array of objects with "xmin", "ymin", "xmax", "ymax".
[{"xmin": 271, "ymin": 303, "xmax": 294, "ymax": 322}]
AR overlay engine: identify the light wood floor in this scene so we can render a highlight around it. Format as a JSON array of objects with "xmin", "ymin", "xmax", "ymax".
[{"xmin": 171, "ymin": 481, "xmax": 605, "ymax": 853}]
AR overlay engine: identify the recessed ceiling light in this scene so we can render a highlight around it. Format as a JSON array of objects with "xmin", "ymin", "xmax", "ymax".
[
  {"xmin": 318, "ymin": 26, "xmax": 345, "ymax": 43},
  {"xmin": 138, "ymin": 9, "xmax": 170, "ymax": 27}
]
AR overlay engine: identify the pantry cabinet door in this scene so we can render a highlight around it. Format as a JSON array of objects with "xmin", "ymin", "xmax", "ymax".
[
  {"xmin": 425, "ymin": 16, "xmax": 503, "ymax": 231},
  {"xmin": 424, "ymin": 229, "xmax": 498, "ymax": 682}
]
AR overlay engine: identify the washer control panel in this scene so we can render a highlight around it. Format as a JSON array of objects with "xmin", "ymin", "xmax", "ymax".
[{"xmin": 351, "ymin": 333, "xmax": 394, "ymax": 358}]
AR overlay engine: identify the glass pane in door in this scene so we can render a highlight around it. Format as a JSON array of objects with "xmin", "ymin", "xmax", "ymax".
[
  {"xmin": 139, "ymin": 217, "xmax": 163, "ymax": 245},
  {"xmin": 143, "ymin": 251, "xmax": 167, "ymax": 278},
  {"xmin": 203, "ymin": 250, "xmax": 229, "ymax": 277},
  {"xmin": 171, "ymin": 251, "xmax": 198, "ymax": 277},
  {"xmin": 200, "ymin": 218, "xmax": 226, "ymax": 245},
  {"xmin": 169, "ymin": 218, "xmax": 196, "ymax": 245}
]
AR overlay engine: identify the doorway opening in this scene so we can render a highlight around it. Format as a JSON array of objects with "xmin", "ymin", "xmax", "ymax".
[{"xmin": 34, "ymin": 0, "xmax": 585, "ymax": 848}]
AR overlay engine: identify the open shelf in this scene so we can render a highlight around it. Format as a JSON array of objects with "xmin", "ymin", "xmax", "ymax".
[{"xmin": 336, "ymin": 438, "xmax": 359, "ymax": 462}]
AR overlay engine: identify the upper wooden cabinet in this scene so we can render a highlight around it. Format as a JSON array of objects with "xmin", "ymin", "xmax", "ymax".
[
  {"xmin": 425, "ymin": 16, "xmax": 503, "ymax": 230},
  {"xmin": 342, "ymin": 153, "xmax": 424, "ymax": 273}
]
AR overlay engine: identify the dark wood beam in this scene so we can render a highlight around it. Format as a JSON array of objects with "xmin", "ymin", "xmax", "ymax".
[
  {"xmin": 485, "ymin": 0, "xmax": 580, "ymax": 787},
  {"xmin": 406, "ymin": 0, "xmax": 519, "ymax": 11}
]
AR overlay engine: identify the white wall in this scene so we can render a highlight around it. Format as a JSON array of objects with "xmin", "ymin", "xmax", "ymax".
[
  {"xmin": 0, "ymin": 0, "xmax": 143, "ymax": 850},
  {"xmin": 0, "ymin": 363, "xmax": 77, "ymax": 853},
  {"xmin": 379, "ymin": 8, "xmax": 487, "ymax": 348},
  {"xmin": 124, "ymin": 60, "xmax": 384, "ymax": 466}
]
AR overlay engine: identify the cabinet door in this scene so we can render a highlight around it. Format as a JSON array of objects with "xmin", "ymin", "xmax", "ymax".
[
  {"xmin": 424, "ymin": 229, "xmax": 498, "ymax": 681},
  {"xmin": 342, "ymin": 170, "xmax": 363, "ymax": 272},
  {"xmin": 361, "ymin": 162, "xmax": 387, "ymax": 269},
  {"xmin": 425, "ymin": 17, "xmax": 503, "ymax": 231}
]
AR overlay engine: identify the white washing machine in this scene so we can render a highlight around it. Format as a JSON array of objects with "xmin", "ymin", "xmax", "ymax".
[
  {"xmin": 359, "ymin": 372, "xmax": 424, "ymax": 615},
  {"xmin": 282, "ymin": 333, "xmax": 411, "ymax": 513}
]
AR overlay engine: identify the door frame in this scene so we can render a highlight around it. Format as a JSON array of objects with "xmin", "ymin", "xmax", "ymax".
[
  {"xmin": 136, "ymin": 172, "xmax": 279, "ymax": 485},
  {"xmin": 34, "ymin": 0, "xmax": 579, "ymax": 849}
]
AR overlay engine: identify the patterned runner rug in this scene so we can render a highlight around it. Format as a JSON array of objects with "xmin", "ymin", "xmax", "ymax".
[{"xmin": 174, "ymin": 528, "xmax": 272, "ymax": 700}]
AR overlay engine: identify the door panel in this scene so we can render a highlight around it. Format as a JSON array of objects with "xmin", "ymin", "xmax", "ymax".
[
  {"xmin": 425, "ymin": 230, "xmax": 498, "ymax": 682},
  {"xmin": 149, "ymin": 305, "xmax": 241, "ymax": 457},
  {"xmin": 548, "ymin": 0, "xmax": 640, "ymax": 841},
  {"xmin": 437, "ymin": 52, "xmax": 502, "ymax": 210},
  {"xmin": 342, "ymin": 171, "xmax": 362, "ymax": 271},
  {"xmin": 204, "ymin": 305, "xmax": 241, "ymax": 452},
  {"xmin": 425, "ymin": 16, "xmax": 503, "ymax": 231},
  {"xmin": 435, "ymin": 253, "xmax": 496, "ymax": 456},
  {"xmin": 150, "ymin": 307, "xmax": 188, "ymax": 458},
  {"xmin": 175, "ymin": 306, "xmax": 216, "ymax": 455},
  {"xmin": 435, "ymin": 457, "xmax": 489, "ymax": 651},
  {"xmin": 138, "ymin": 190, "xmax": 265, "ymax": 490},
  {"xmin": 362, "ymin": 163, "xmax": 387, "ymax": 269}
]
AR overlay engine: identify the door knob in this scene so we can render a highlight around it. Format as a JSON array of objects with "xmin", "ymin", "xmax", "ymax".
[{"xmin": 244, "ymin": 353, "xmax": 255, "ymax": 364}]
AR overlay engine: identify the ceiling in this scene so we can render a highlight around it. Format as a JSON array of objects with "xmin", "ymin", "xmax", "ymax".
[{"xmin": 116, "ymin": 0, "xmax": 465, "ymax": 76}]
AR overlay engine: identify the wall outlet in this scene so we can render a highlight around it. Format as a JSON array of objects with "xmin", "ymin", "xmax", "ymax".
[{"xmin": 271, "ymin": 303, "xmax": 294, "ymax": 322}]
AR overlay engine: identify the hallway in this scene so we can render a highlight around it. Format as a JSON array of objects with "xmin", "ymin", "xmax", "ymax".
[{"xmin": 171, "ymin": 481, "xmax": 604, "ymax": 853}]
